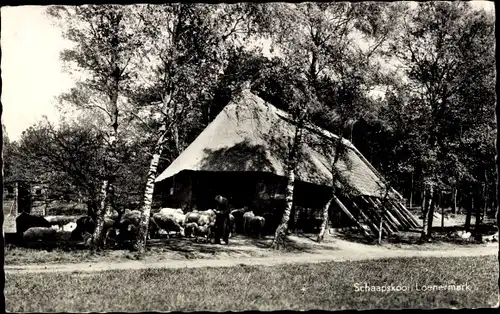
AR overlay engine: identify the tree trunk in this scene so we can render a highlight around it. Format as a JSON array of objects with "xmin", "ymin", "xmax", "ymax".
[
  {"xmin": 421, "ymin": 188, "xmax": 428, "ymax": 239},
  {"xmin": 409, "ymin": 171, "xmax": 414, "ymax": 208},
  {"xmin": 317, "ymin": 192, "xmax": 333, "ymax": 243},
  {"xmin": 474, "ymin": 197, "xmax": 482, "ymax": 242},
  {"xmin": 421, "ymin": 184, "xmax": 434, "ymax": 241},
  {"xmin": 135, "ymin": 130, "xmax": 168, "ymax": 256},
  {"xmin": 426, "ymin": 188, "xmax": 436, "ymax": 238},
  {"xmin": 91, "ymin": 117, "xmax": 118, "ymax": 250},
  {"xmin": 483, "ymin": 182, "xmax": 488, "ymax": 220},
  {"xmin": 271, "ymin": 122, "xmax": 303, "ymax": 249},
  {"xmin": 378, "ymin": 216, "xmax": 383, "ymax": 245},
  {"xmin": 271, "ymin": 165, "xmax": 296, "ymax": 249},
  {"xmin": 172, "ymin": 122, "xmax": 182, "ymax": 157},
  {"xmin": 91, "ymin": 20, "xmax": 121, "ymax": 250},
  {"xmin": 441, "ymin": 191, "xmax": 445, "ymax": 231},
  {"xmin": 495, "ymin": 97, "xmax": 500, "ymax": 307},
  {"xmin": 465, "ymin": 195, "xmax": 473, "ymax": 232},
  {"xmin": 317, "ymin": 132, "xmax": 344, "ymax": 243},
  {"xmin": 92, "ymin": 179, "xmax": 110, "ymax": 250},
  {"xmin": 92, "ymin": 101, "xmax": 118, "ymax": 251},
  {"xmin": 452, "ymin": 186, "xmax": 457, "ymax": 214},
  {"xmin": 421, "ymin": 188, "xmax": 426, "ymax": 212},
  {"xmin": 289, "ymin": 206, "xmax": 296, "ymax": 234}
]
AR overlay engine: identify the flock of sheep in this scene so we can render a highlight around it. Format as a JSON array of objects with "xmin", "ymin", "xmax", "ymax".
[{"xmin": 14, "ymin": 204, "xmax": 269, "ymax": 248}]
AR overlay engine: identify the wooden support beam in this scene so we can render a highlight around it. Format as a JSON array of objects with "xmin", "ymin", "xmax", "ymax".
[
  {"xmin": 393, "ymin": 201, "xmax": 421, "ymax": 227},
  {"xmin": 396, "ymin": 201, "xmax": 420, "ymax": 225},
  {"xmin": 396, "ymin": 203, "xmax": 416, "ymax": 229},
  {"xmin": 385, "ymin": 202, "xmax": 407, "ymax": 230},
  {"xmin": 332, "ymin": 194, "xmax": 371, "ymax": 238},
  {"xmin": 374, "ymin": 197, "xmax": 402, "ymax": 230},
  {"xmin": 387, "ymin": 201, "xmax": 412, "ymax": 230},
  {"xmin": 351, "ymin": 199, "xmax": 379, "ymax": 236},
  {"xmin": 361, "ymin": 196, "xmax": 395, "ymax": 236},
  {"xmin": 391, "ymin": 201, "xmax": 417, "ymax": 229},
  {"xmin": 389, "ymin": 199, "xmax": 413, "ymax": 226},
  {"xmin": 366, "ymin": 196, "xmax": 398, "ymax": 233}
]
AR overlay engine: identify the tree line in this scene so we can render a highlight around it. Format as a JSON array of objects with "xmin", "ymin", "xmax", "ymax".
[{"xmin": 2, "ymin": 2, "xmax": 495, "ymax": 252}]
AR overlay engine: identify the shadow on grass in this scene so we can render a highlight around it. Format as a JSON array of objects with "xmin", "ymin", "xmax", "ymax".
[
  {"xmin": 322, "ymin": 228, "xmax": 377, "ymax": 245},
  {"xmin": 145, "ymin": 234, "xmax": 321, "ymax": 255},
  {"xmin": 247, "ymin": 236, "xmax": 319, "ymax": 253},
  {"xmin": 5, "ymin": 232, "xmax": 91, "ymax": 252}
]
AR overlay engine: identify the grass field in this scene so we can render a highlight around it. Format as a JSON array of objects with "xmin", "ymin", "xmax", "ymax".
[{"xmin": 5, "ymin": 255, "xmax": 497, "ymax": 312}]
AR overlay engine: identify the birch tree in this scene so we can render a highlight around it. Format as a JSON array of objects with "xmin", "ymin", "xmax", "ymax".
[
  {"xmin": 47, "ymin": 5, "xmax": 144, "ymax": 250},
  {"xmin": 495, "ymin": 72, "xmax": 500, "ymax": 309}
]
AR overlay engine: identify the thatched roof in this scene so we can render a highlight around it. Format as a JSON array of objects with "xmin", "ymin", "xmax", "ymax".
[{"xmin": 156, "ymin": 89, "xmax": 394, "ymax": 198}]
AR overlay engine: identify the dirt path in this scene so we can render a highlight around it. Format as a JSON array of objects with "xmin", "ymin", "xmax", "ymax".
[{"xmin": 6, "ymin": 239, "xmax": 497, "ymax": 274}]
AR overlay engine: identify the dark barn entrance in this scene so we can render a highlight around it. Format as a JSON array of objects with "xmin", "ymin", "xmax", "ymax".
[{"xmin": 155, "ymin": 170, "xmax": 351, "ymax": 234}]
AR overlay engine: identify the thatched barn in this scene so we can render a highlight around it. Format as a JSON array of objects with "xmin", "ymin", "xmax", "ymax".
[{"xmin": 155, "ymin": 89, "xmax": 420, "ymax": 237}]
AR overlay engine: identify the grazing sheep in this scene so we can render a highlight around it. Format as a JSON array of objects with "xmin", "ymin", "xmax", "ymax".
[
  {"xmin": 45, "ymin": 215, "xmax": 81, "ymax": 228},
  {"xmin": 82, "ymin": 232, "xmax": 93, "ymax": 246},
  {"xmin": 243, "ymin": 211, "xmax": 255, "ymax": 235},
  {"xmin": 62, "ymin": 221, "xmax": 77, "ymax": 232},
  {"xmin": 185, "ymin": 210, "xmax": 216, "ymax": 227},
  {"xmin": 484, "ymin": 232, "xmax": 499, "ymax": 242},
  {"xmin": 70, "ymin": 216, "xmax": 117, "ymax": 247},
  {"xmin": 461, "ymin": 231, "xmax": 471, "ymax": 239},
  {"xmin": 22, "ymin": 227, "xmax": 57, "ymax": 242},
  {"xmin": 184, "ymin": 222, "xmax": 198, "ymax": 238},
  {"xmin": 153, "ymin": 212, "xmax": 185, "ymax": 238},
  {"xmin": 248, "ymin": 216, "xmax": 266, "ymax": 238},
  {"xmin": 158, "ymin": 207, "xmax": 184, "ymax": 216},
  {"xmin": 194, "ymin": 224, "xmax": 213, "ymax": 243},
  {"xmin": 116, "ymin": 210, "xmax": 158, "ymax": 244},
  {"xmin": 230, "ymin": 209, "xmax": 245, "ymax": 234},
  {"xmin": 229, "ymin": 214, "xmax": 236, "ymax": 237},
  {"xmin": 16, "ymin": 212, "xmax": 52, "ymax": 236}
]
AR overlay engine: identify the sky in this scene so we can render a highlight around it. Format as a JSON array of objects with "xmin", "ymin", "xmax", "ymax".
[{"xmin": 1, "ymin": 1, "xmax": 496, "ymax": 142}]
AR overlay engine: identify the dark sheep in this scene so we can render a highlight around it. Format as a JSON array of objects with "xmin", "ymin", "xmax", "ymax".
[
  {"xmin": 248, "ymin": 216, "xmax": 266, "ymax": 238},
  {"xmin": 116, "ymin": 211, "xmax": 157, "ymax": 244},
  {"xmin": 194, "ymin": 224, "xmax": 213, "ymax": 243},
  {"xmin": 16, "ymin": 212, "xmax": 52, "ymax": 243},
  {"xmin": 23, "ymin": 227, "xmax": 57, "ymax": 242},
  {"xmin": 230, "ymin": 209, "xmax": 245, "ymax": 234},
  {"xmin": 70, "ymin": 216, "xmax": 117, "ymax": 247},
  {"xmin": 184, "ymin": 222, "xmax": 198, "ymax": 238},
  {"xmin": 229, "ymin": 214, "xmax": 236, "ymax": 237}
]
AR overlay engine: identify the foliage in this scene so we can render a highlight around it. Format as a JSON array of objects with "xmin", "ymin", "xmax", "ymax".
[
  {"xmin": 2, "ymin": 126, "xmax": 22, "ymax": 182},
  {"xmin": 15, "ymin": 120, "xmax": 105, "ymax": 202},
  {"xmin": 384, "ymin": 2, "xmax": 495, "ymax": 189}
]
